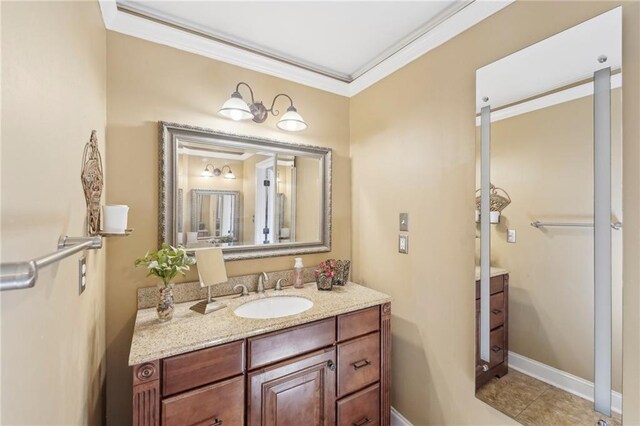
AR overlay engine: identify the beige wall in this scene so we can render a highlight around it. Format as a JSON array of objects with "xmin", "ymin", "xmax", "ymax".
[
  {"xmin": 483, "ymin": 91, "xmax": 622, "ymax": 392},
  {"xmin": 350, "ymin": 2, "xmax": 640, "ymax": 424},
  {"xmin": 105, "ymin": 32, "xmax": 350, "ymax": 424},
  {"xmin": 1, "ymin": 1, "xmax": 107, "ymax": 424}
]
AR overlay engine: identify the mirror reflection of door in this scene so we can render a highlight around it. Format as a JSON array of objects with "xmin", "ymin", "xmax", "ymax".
[
  {"xmin": 474, "ymin": 7, "xmax": 622, "ymax": 425},
  {"xmin": 255, "ymin": 156, "xmax": 276, "ymax": 244}
]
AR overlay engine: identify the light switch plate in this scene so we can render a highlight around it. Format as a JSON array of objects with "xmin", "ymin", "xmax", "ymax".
[
  {"xmin": 399, "ymin": 234, "xmax": 409, "ymax": 254},
  {"xmin": 399, "ymin": 213, "xmax": 409, "ymax": 231},
  {"xmin": 79, "ymin": 255, "xmax": 87, "ymax": 295},
  {"xmin": 507, "ymin": 229, "xmax": 516, "ymax": 243}
]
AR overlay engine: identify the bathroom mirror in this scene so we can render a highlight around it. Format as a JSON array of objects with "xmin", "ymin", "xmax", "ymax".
[
  {"xmin": 475, "ymin": 8, "xmax": 623, "ymax": 425},
  {"xmin": 160, "ymin": 122, "xmax": 331, "ymax": 260}
]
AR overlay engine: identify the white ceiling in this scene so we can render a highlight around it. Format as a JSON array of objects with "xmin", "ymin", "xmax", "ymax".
[
  {"xmin": 117, "ymin": 1, "xmax": 468, "ymax": 81},
  {"xmin": 101, "ymin": 0, "xmax": 513, "ymax": 96}
]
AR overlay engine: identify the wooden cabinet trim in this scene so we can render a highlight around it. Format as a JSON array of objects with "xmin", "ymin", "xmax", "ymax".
[{"xmin": 132, "ymin": 361, "xmax": 160, "ymax": 426}]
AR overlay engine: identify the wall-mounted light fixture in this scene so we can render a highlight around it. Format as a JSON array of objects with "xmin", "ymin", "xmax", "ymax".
[
  {"xmin": 218, "ymin": 82, "xmax": 308, "ymax": 132},
  {"xmin": 201, "ymin": 164, "xmax": 236, "ymax": 179}
]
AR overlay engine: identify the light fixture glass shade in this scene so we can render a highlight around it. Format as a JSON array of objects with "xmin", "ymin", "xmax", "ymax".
[
  {"xmin": 201, "ymin": 166, "xmax": 214, "ymax": 177},
  {"xmin": 277, "ymin": 107, "xmax": 308, "ymax": 132},
  {"xmin": 224, "ymin": 169, "xmax": 236, "ymax": 180},
  {"xmin": 218, "ymin": 94, "xmax": 253, "ymax": 121}
]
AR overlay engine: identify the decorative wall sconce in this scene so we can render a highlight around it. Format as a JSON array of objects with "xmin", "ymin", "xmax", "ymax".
[
  {"xmin": 218, "ymin": 82, "xmax": 308, "ymax": 132},
  {"xmin": 202, "ymin": 164, "xmax": 236, "ymax": 179},
  {"xmin": 475, "ymin": 183, "xmax": 511, "ymax": 224}
]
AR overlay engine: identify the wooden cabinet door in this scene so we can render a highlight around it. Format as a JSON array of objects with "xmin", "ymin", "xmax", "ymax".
[{"xmin": 248, "ymin": 347, "xmax": 336, "ymax": 426}]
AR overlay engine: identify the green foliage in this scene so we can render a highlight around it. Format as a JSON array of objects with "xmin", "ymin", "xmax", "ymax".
[{"xmin": 134, "ymin": 243, "xmax": 195, "ymax": 287}]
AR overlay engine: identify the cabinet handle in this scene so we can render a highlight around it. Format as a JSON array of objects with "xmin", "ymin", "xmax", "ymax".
[
  {"xmin": 352, "ymin": 359, "xmax": 371, "ymax": 370},
  {"xmin": 482, "ymin": 364, "xmax": 490, "ymax": 372},
  {"xmin": 491, "ymin": 309, "xmax": 501, "ymax": 315},
  {"xmin": 491, "ymin": 345, "xmax": 502, "ymax": 353},
  {"xmin": 327, "ymin": 360, "xmax": 336, "ymax": 371},
  {"xmin": 210, "ymin": 419, "xmax": 223, "ymax": 426},
  {"xmin": 353, "ymin": 417, "xmax": 372, "ymax": 426}
]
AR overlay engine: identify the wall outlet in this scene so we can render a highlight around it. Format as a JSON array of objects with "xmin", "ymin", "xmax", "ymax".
[
  {"xmin": 507, "ymin": 229, "xmax": 517, "ymax": 243},
  {"xmin": 399, "ymin": 234, "xmax": 409, "ymax": 254},
  {"xmin": 399, "ymin": 213, "xmax": 409, "ymax": 231},
  {"xmin": 79, "ymin": 256, "xmax": 87, "ymax": 295}
]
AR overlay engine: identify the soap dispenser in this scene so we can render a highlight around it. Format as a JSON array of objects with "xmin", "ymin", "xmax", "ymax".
[{"xmin": 293, "ymin": 257, "xmax": 304, "ymax": 288}]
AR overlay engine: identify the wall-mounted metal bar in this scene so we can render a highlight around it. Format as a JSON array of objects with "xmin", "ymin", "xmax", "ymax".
[
  {"xmin": 594, "ymin": 66, "xmax": 612, "ymax": 416},
  {"xmin": 480, "ymin": 105, "xmax": 491, "ymax": 363},
  {"xmin": 0, "ymin": 236, "xmax": 102, "ymax": 291},
  {"xmin": 530, "ymin": 221, "xmax": 622, "ymax": 230}
]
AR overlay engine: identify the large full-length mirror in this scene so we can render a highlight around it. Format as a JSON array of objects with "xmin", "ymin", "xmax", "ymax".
[
  {"xmin": 475, "ymin": 8, "xmax": 622, "ymax": 425},
  {"xmin": 160, "ymin": 122, "xmax": 331, "ymax": 260}
]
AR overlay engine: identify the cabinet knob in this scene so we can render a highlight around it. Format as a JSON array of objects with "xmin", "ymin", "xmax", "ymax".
[
  {"xmin": 210, "ymin": 419, "xmax": 223, "ymax": 426},
  {"xmin": 482, "ymin": 364, "xmax": 489, "ymax": 372},
  {"xmin": 353, "ymin": 417, "xmax": 372, "ymax": 426},
  {"xmin": 327, "ymin": 360, "xmax": 336, "ymax": 371}
]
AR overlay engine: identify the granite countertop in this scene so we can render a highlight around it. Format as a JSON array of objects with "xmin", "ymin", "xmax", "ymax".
[
  {"xmin": 129, "ymin": 281, "xmax": 391, "ymax": 366},
  {"xmin": 474, "ymin": 266, "xmax": 509, "ymax": 281}
]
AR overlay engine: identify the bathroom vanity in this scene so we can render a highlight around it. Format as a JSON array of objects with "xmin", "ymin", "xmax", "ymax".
[
  {"xmin": 475, "ymin": 268, "xmax": 509, "ymax": 390},
  {"xmin": 129, "ymin": 282, "xmax": 391, "ymax": 426}
]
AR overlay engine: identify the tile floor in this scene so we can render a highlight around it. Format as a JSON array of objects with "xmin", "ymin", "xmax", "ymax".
[{"xmin": 476, "ymin": 370, "xmax": 621, "ymax": 425}]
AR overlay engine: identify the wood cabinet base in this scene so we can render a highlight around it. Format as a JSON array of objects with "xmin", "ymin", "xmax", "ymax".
[{"xmin": 132, "ymin": 303, "xmax": 391, "ymax": 426}]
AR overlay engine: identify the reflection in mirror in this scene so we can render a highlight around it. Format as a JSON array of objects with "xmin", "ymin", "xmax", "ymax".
[
  {"xmin": 162, "ymin": 122, "xmax": 330, "ymax": 260},
  {"xmin": 475, "ymin": 8, "xmax": 622, "ymax": 425}
]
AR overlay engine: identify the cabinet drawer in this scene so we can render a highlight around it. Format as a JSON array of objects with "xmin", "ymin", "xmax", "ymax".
[
  {"xmin": 475, "ymin": 275, "xmax": 505, "ymax": 299},
  {"xmin": 338, "ymin": 306, "xmax": 380, "ymax": 342},
  {"xmin": 247, "ymin": 317, "xmax": 336, "ymax": 370},
  {"xmin": 337, "ymin": 383, "xmax": 380, "ymax": 426},
  {"xmin": 162, "ymin": 340, "xmax": 244, "ymax": 396},
  {"xmin": 162, "ymin": 375, "xmax": 244, "ymax": 426},
  {"xmin": 338, "ymin": 332, "xmax": 380, "ymax": 397},
  {"xmin": 490, "ymin": 292, "xmax": 505, "ymax": 329},
  {"xmin": 489, "ymin": 326, "xmax": 505, "ymax": 368}
]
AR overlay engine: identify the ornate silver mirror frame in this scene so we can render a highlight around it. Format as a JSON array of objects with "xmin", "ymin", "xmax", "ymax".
[{"xmin": 159, "ymin": 121, "xmax": 332, "ymax": 260}]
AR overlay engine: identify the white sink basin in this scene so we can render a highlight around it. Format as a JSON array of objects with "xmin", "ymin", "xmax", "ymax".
[{"xmin": 234, "ymin": 296, "xmax": 313, "ymax": 319}]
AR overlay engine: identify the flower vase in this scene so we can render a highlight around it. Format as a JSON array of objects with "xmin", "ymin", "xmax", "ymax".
[
  {"xmin": 316, "ymin": 275, "xmax": 334, "ymax": 291},
  {"xmin": 334, "ymin": 260, "xmax": 351, "ymax": 286},
  {"xmin": 157, "ymin": 284, "xmax": 175, "ymax": 322}
]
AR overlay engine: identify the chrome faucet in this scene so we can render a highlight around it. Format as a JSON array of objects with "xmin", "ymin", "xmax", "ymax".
[
  {"xmin": 233, "ymin": 284, "xmax": 249, "ymax": 296},
  {"xmin": 257, "ymin": 272, "xmax": 268, "ymax": 293},
  {"xmin": 275, "ymin": 278, "xmax": 288, "ymax": 291}
]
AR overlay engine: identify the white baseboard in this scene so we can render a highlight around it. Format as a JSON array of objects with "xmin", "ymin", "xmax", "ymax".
[
  {"xmin": 391, "ymin": 406, "xmax": 413, "ymax": 426},
  {"xmin": 509, "ymin": 351, "xmax": 622, "ymax": 414}
]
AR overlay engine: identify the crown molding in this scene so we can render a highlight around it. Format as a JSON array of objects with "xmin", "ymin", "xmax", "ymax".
[{"xmin": 99, "ymin": 0, "xmax": 514, "ymax": 98}]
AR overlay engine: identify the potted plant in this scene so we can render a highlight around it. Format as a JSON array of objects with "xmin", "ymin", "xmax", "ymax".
[
  {"xmin": 315, "ymin": 259, "xmax": 338, "ymax": 291},
  {"xmin": 135, "ymin": 243, "xmax": 195, "ymax": 321}
]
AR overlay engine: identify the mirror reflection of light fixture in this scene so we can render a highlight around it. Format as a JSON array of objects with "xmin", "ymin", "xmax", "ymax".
[
  {"xmin": 218, "ymin": 82, "xmax": 308, "ymax": 132},
  {"xmin": 190, "ymin": 248, "xmax": 228, "ymax": 314},
  {"xmin": 201, "ymin": 164, "xmax": 236, "ymax": 179}
]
